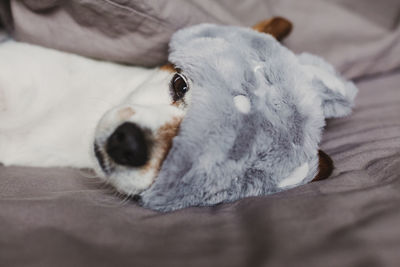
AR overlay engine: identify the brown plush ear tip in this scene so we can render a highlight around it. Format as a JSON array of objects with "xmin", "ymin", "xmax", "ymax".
[
  {"xmin": 312, "ymin": 150, "xmax": 334, "ymax": 182},
  {"xmin": 252, "ymin": 17, "xmax": 293, "ymax": 41}
]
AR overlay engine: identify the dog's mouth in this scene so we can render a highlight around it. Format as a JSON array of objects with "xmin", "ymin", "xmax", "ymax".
[{"xmin": 94, "ymin": 142, "xmax": 114, "ymax": 175}]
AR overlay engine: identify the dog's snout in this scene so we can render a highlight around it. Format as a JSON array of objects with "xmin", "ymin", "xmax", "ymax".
[{"xmin": 106, "ymin": 122, "xmax": 149, "ymax": 167}]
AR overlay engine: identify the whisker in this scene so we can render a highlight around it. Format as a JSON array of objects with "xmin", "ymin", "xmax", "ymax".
[{"xmin": 77, "ymin": 168, "xmax": 98, "ymax": 179}]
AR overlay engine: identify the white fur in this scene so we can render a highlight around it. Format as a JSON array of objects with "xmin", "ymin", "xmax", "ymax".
[
  {"xmin": 233, "ymin": 95, "xmax": 251, "ymax": 114},
  {"xmin": 0, "ymin": 40, "xmax": 182, "ymax": 194}
]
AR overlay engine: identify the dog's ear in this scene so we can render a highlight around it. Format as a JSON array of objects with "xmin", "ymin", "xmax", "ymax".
[
  {"xmin": 312, "ymin": 150, "xmax": 334, "ymax": 182},
  {"xmin": 252, "ymin": 17, "xmax": 292, "ymax": 41}
]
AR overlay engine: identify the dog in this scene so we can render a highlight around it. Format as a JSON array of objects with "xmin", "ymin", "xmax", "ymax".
[{"xmin": 0, "ymin": 17, "xmax": 333, "ymax": 198}]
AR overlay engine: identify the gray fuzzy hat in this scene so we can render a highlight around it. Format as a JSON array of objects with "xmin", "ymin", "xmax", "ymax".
[{"xmin": 140, "ymin": 24, "xmax": 357, "ymax": 212}]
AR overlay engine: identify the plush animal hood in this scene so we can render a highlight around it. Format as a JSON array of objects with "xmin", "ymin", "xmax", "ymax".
[{"xmin": 140, "ymin": 24, "xmax": 357, "ymax": 212}]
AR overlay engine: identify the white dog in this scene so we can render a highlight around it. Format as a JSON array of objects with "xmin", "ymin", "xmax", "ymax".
[
  {"xmin": 0, "ymin": 18, "xmax": 296, "ymax": 196},
  {"xmin": 0, "ymin": 38, "xmax": 193, "ymax": 195}
]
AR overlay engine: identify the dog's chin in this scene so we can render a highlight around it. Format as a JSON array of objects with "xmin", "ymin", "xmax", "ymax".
[
  {"xmin": 92, "ymin": 143, "xmax": 159, "ymax": 196},
  {"xmin": 105, "ymin": 169, "xmax": 156, "ymax": 196},
  {"xmin": 94, "ymin": 163, "xmax": 157, "ymax": 196}
]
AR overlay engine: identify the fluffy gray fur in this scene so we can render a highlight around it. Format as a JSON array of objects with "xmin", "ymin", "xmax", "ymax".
[{"xmin": 139, "ymin": 24, "xmax": 358, "ymax": 212}]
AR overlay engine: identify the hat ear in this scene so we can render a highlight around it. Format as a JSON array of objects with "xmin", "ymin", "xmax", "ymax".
[
  {"xmin": 311, "ymin": 150, "xmax": 334, "ymax": 182},
  {"xmin": 252, "ymin": 17, "xmax": 292, "ymax": 41},
  {"xmin": 298, "ymin": 53, "xmax": 358, "ymax": 118}
]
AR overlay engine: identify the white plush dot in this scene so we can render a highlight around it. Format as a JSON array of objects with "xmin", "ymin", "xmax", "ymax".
[
  {"xmin": 233, "ymin": 95, "xmax": 251, "ymax": 114},
  {"xmin": 253, "ymin": 64, "xmax": 263, "ymax": 72},
  {"xmin": 278, "ymin": 162, "xmax": 309, "ymax": 188}
]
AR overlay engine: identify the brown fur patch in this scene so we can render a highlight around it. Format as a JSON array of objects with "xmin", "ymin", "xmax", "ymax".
[
  {"xmin": 117, "ymin": 107, "xmax": 135, "ymax": 120},
  {"xmin": 312, "ymin": 150, "xmax": 334, "ymax": 182},
  {"xmin": 160, "ymin": 63, "xmax": 177, "ymax": 73},
  {"xmin": 252, "ymin": 17, "xmax": 293, "ymax": 41},
  {"xmin": 154, "ymin": 117, "xmax": 182, "ymax": 170},
  {"xmin": 140, "ymin": 117, "xmax": 182, "ymax": 175}
]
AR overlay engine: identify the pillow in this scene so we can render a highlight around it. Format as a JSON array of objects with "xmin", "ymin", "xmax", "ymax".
[
  {"xmin": 5, "ymin": 0, "xmax": 223, "ymax": 67},
  {"xmin": 2, "ymin": 0, "xmax": 399, "ymax": 78}
]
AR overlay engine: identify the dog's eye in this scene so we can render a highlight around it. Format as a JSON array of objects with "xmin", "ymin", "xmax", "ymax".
[{"xmin": 171, "ymin": 73, "xmax": 189, "ymax": 102}]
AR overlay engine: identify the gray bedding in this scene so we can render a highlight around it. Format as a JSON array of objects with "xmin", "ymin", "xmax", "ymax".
[
  {"xmin": 1, "ymin": 0, "xmax": 400, "ymax": 266},
  {"xmin": 4, "ymin": 0, "xmax": 400, "ymax": 78}
]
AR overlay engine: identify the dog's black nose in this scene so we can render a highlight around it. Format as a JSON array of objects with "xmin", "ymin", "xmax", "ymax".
[{"xmin": 106, "ymin": 122, "xmax": 149, "ymax": 167}]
